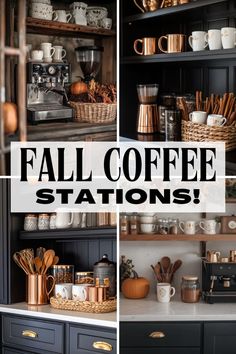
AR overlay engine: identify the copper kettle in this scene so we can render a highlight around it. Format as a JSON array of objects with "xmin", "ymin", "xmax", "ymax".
[{"xmin": 133, "ymin": 0, "xmax": 159, "ymax": 13}]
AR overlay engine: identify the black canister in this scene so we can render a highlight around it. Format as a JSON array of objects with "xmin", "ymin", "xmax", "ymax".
[
  {"xmin": 165, "ymin": 109, "xmax": 181, "ymax": 141},
  {"xmin": 93, "ymin": 254, "xmax": 116, "ymax": 297}
]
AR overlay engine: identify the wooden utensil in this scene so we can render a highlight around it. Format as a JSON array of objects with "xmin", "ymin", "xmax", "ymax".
[
  {"xmin": 171, "ymin": 259, "xmax": 182, "ymax": 275},
  {"xmin": 34, "ymin": 256, "xmax": 42, "ymax": 273},
  {"xmin": 160, "ymin": 256, "xmax": 171, "ymax": 274},
  {"xmin": 52, "ymin": 256, "xmax": 59, "ymax": 266},
  {"xmin": 13, "ymin": 253, "xmax": 29, "ymax": 275},
  {"xmin": 42, "ymin": 249, "xmax": 55, "ymax": 274}
]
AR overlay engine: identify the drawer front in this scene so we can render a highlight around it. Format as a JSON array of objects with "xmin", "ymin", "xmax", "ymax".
[
  {"xmin": 2, "ymin": 315, "xmax": 64, "ymax": 354},
  {"xmin": 204, "ymin": 322, "xmax": 236, "ymax": 354},
  {"xmin": 69, "ymin": 325, "xmax": 116, "ymax": 354},
  {"xmin": 121, "ymin": 348, "xmax": 201, "ymax": 354},
  {"xmin": 120, "ymin": 322, "xmax": 201, "ymax": 348},
  {"xmin": 2, "ymin": 348, "xmax": 34, "ymax": 354}
]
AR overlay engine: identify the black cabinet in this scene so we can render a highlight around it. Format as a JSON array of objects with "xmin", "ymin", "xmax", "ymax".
[
  {"xmin": 122, "ymin": 349, "xmax": 201, "ymax": 354},
  {"xmin": 204, "ymin": 322, "xmax": 236, "ymax": 354}
]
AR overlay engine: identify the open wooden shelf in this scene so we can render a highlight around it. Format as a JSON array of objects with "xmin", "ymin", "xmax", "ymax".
[
  {"xmin": 120, "ymin": 233, "xmax": 236, "ymax": 241},
  {"xmin": 123, "ymin": 0, "xmax": 227, "ymax": 23},
  {"xmin": 26, "ymin": 17, "xmax": 116, "ymax": 38},
  {"xmin": 122, "ymin": 48, "xmax": 236, "ymax": 65},
  {"xmin": 19, "ymin": 226, "xmax": 116, "ymax": 240}
]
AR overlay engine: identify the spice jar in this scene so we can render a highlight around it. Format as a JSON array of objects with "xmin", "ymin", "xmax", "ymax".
[
  {"xmin": 49, "ymin": 213, "xmax": 57, "ymax": 229},
  {"xmin": 109, "ymin": 213, "xmax": 117, "ymax": 226},
  {"xmin": 181, "ymin": 276, "xmax": 200, "ymax": 303},
  {"xmin": 130, "ymin": 214, "xmax": 139, "ymax": 235},
  {"xmin": 24, "ymin": 214, "xmax": 38, "ymax": 231},
  {"xmin": 75, "ymin": 271, "xmax": 94, "ymax": 284},
  {"xmin": 38, "ymin": 214, "xmax": 50, "ymax": 230},
  {"xmin": 51, "ymin": 265, "xmax": 74, "ymax": 284},
  {"xmin": 120, "ymin": 214, "xmax": 129, "ymax": 235}
]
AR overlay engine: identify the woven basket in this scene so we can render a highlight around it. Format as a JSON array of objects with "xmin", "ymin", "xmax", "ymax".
[
  {"xmin": 50, "ymin": 297, "xmax": 116, "ymax": 313},
  {"xmin": 69, "ymin": 102, "xmax": 117, "ymax": 124},
  {"xmin": 182, "ymin": 120, "xmax": 236, "ymax": 151}
]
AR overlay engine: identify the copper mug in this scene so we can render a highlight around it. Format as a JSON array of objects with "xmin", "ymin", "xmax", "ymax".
[
  {"xmin": 27, "ymin": 274, "xmax": 55, "ymax": 305},
  {"xmin": 158, "ymin": 34, "xmax": 186, "ymax": 53},
  {"xmin": 230, "ymin": 250, "xmax": 236, "ymax": 262},
  {"xmin": 134, "ymin": 37, "xmax": 157, "ymax": 56},
  {"xmin": 133, "ymin": 0, "xmax": 159, "ymax": 13}
]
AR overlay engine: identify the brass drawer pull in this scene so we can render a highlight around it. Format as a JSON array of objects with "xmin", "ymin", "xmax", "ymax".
[
  {"xmin": 22, "ymin": 330, "xmax": 38, "ymax": 338},
  {"xmin": 149, "ymin": 331, "xmax": 165, "ymax": 338},
  {"xmin": 93, "ymin": 341, "xmax": 113, "ymax": 351}
]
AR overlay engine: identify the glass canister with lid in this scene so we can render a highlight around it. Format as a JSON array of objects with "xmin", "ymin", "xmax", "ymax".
[
  {"xmin": 181, "ymin": 275, "xmax": 200, "ymax": 303},
  {"xmin": 51, "ymin": 265, "xmax": 75, "ymax": 284},
  {"xmin": 75, "ymin": 271, "xmax": 94, "ymax": 284}
]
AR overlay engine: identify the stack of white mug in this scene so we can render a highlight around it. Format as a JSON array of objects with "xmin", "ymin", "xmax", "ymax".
[
  {"xmin": 189, "ymin": 27, "xmax": 236, "ymax": 51},
  {"xmin": 189, "ymin": 110, "xmax": 227, "ymax": 127},
  {"xmin": 139, "ymin": 213, "xmax": 157, "ymax": 234},
  {"xmin": 30, "ymin": 42, "xmax": 67, "ymax": 63}
]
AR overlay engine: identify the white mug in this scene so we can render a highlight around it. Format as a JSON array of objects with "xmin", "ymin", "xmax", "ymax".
[
  {"xmin": 55, "ymin": 283, "xmax": 73, "ymax": 300},
  {"xmin": 189, "ymin": 111, "xmax": 207, "ymax": 124},
  {"xmin": 200, "ymin": 219, "xmax": 217, "ymax": 235},
  {"xmin": 53, "ymin": 46, "xmax": 67, "ymax": 62},
  {"xmin": 72, "ymin": 212, "xmax": 82, "ymax": 228},
  {"xmin": 189, "ymin": 31, "xmax": 208, "ymax": 51},
  {"xmin": 207, "ymin": 114, "xmax": 227, "ymax": 126},
  {"xmin": 140, "ymin": 215, "xmax": 156, "ymax": 223},
  {"xmin": 140, "ymin": 223, "xmax": 156, "ymax": 233},
  {"xmin": 179, "ymin": 220, "xmax": 198, "ymax": 235},
  {"xmin": 31, "ymin": 3, "xmax": 58, "ymax": 21},
  {"xmin": 205, "ymin": 29, "xmax": 222, "ymax": 50},
  {"xmin": 55, "ymin": 10, "xmax": 72, "ymax": 23},
  {"xmin": 221, "ymin": 27, "xmax": 236, "ymax": 49},
  {"xmin": 31, "ymin": 50, "xmax": 43, "ymax": 61},
  {"xmin": 100, "ymin": 18, "xmax": 112, "ymax": 30},
  {"xmin": 72, "ymin": 284, "xmax": 91, "ymax": 301},
  {"xmin": 157, "ymin": 283, "xmax": 175, "ymax": 303},
  {"xmin": 40, "ymin": 43, "xmax": 55, "ymax": 62},
  {"xmin": 55, "ymin": 209, "xmax": 73, "ymax": 228}
]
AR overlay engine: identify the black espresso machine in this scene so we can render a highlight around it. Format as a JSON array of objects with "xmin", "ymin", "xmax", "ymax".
[
  {"xmin": 202, "ymin": 259, "xmax": 236, "ymax": 303},
  {"xmin": 26, "ymin": 62, "xmax": 74, "ymax": 123}
]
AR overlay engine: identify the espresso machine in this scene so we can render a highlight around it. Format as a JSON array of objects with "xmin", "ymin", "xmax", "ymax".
[
  {"xmin": 26, "ymin": 62, "xmax": 74, "ymax": 123},
  {"xmin": 202, "ymin": 259, "xmax": 236, "ymax": 303},
  {"xmin": 136, "ymin": 84, "xmax": 159, "ymax": 134}
]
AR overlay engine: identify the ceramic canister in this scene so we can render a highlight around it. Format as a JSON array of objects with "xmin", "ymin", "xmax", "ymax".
[{"xmin": 93, "ymin": 254, "xmax": 116, "ymax": 297}]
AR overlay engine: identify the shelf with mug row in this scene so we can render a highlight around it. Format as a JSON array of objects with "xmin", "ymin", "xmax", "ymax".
[
  {"xmin": 123, "ymin": 0, "xmax": 228, "ymax": 23},
  {"xmin": 26, "ymin": 17, "xmax": 116, "ymax": 38},
  {"xmin": 121, "ymin": 47, "xmax": 236, "ymax": 64},
  {"xmin": 120, "ymin": 233, "xmax": 236, "ymax": 241},
  {"xmin": 19, "ymin": 225, "xmax": 116, "ymax": 240}
]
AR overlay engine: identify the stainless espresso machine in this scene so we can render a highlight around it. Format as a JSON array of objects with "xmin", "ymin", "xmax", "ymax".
[{"xmin": 26, "ymin": 62, "xmax": 74, "ymax": 123}]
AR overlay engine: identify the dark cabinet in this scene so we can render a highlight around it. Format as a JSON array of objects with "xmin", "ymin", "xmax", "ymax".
[
  {"xmin": 204, "ymin": 322, "xmax": 236, "ymax": 354},
  {"xmin": 122, "ymin": 349, "xmax": 201, "ymax": 354}
]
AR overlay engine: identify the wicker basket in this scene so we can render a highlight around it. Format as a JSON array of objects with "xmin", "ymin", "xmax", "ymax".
[
  {"xmin": 69, "ymin": 102, "xmax": 117, "ymax": 124},
  {"xmin": 50, "ymin": 297, "xmax": 116, "ymax": 313},
  {"xmin": 182, "ymin": 120, "xmax": 236, "ymax": 151}
]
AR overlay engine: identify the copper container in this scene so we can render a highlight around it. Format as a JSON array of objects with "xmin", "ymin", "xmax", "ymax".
[
  {"xmin": 137, "ymin": 104, "xmax": 159, "ymax": 133},
  {"xmin": 158, "ymin": 34, "xmax": 186, "ymax": 53},
  {"xmin": 134, "ymin": 37, "xmax": 157, "ymax": 56},
  {"xmin": 27, "ymin": 274, "xmax": 55, "ymax": 305},
  {"xmin": 179, "ymin": 0, "xmax": 189, "ymax": 3},
  {"xmin": 133, "ymin": 0, "xmax": 159, "ymax": 13}
]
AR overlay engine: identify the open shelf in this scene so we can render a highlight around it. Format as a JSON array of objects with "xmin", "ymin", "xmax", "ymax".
[
  {"xmin": 123, "ymin": 0, "xmax": 227, "ymax": 23},
  {"xmin": 122, "ymin": 48, "xmax": 236, "ymax": 64},
  {"xmin": 19, "ymin": 226, "xmax": 116, "ymax": 240},
  {"xmin": 120, "ymin": 233, "xmax": 236, "ymax": 241},
  {"xmin": 26, "ymin": 17, "xmax": 116, "ymax": 38}
]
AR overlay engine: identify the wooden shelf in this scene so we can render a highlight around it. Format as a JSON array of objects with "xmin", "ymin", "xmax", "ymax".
[
  {"xmin": 26, "ymin": 17, "xmax": 116, "ymax": 38},
  {"xmin": 19, "ymin": 226, "xmax": 116, "ymax": 240},
  {"xmin": 120, "ymin": 233, "xmax": 236, "ymax": 241},
  {"xmin": 122, "ymin": 48, "xmax": 236, "ymax": 65},
  {"xmin": 123, "ymin": 0, "xmax": 227, "ymax": 23}
]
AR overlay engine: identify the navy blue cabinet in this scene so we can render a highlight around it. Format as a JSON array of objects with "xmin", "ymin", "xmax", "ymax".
[{"xmin": 204, "ymin": 322, "xmax": 236, "ymax": 354}]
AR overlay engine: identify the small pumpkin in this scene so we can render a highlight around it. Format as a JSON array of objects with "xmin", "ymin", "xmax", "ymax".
[
  {"xmin": 121, "ymin": 270, "xmax": 150, "ymax": 299},
  {"xmin": 70, "ymin": 80, "xmax": 88, "ymax": 95},
  {"xmin": 3, "ymin": 102, "xmax": 18, "ymax": 134}
]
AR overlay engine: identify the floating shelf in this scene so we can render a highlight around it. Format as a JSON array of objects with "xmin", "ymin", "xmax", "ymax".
[
  {"xmin": 19, "ymin": 226, "xmax": 116, "ymax": 240},
  {"xmin": 123, "ymin": 0, "xmax": 227, "ymax": 23},
  {"xmin": 120, "ymin": 233, "xmax": 236, "ymax": 241},
  {"xmin": 122, "ymin": 48, "xmax": 236, "ymax": 64},
  {"xmin": 26, "ymin": 17, "xmax": 115, "ymax": 38}
]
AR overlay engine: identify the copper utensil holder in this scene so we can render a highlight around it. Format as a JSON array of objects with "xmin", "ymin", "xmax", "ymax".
[{"xmin": 27, "ymin": 274, "xmax": 55, "ymax": 305}]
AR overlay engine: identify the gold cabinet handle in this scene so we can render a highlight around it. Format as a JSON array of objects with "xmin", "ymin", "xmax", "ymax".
[
  {"xmin": 93, "ymin": 341, "xmax": 113, "ymax": 351},
  {"xmin": 149, "ymin": 331, "xmax": 165, "ymax": 339},
  {"xmin": 22, "ymin": 330, "xmax": 38, "ymax": 338}
]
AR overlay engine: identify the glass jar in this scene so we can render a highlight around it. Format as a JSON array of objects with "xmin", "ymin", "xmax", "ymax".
[
  {"xmin": 38, "ymin": 214, "xmax": 50, "ymax": 230},
  {"xmin": 51, "ymin": 265, "xmax": 74, "ymax": 284},
  {"xmin": 120, "ymin": 214, "xmax": 129, "ymax": 235},
  {"xmin": 75, "ymin": 271, "xmax": 94, "ymax": 284},
  {"xmin": 181, "ymin": 276, "xmax": 200, "ymax": 303},
  {"xmin": 24, "ymin": 214, "xmax": 38, "ymax": 231},
  {"xmin": 169, "ymin": 218, "xmax": 179, "ymax": 234},
  {"xmin": 130, "ymin": 214, "xmax": 139, "ymax": 235}
]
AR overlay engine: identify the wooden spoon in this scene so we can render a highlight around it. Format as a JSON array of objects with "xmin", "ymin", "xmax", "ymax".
[
  {"xmin": 34, "ymin": 257, "xmax": 42, "ymax": 274},
  {"xmin": 13, "ymin": 253, "xmax": 29, "ymax": 275},
  {"xmin": 52, "ymin": 256, "xmax": 59, "ymax": 266},
  {"xmin": 42, "ymin": 249, "xmax": 55, "ymax": 274},
  {"xmin": 160, "ymin": 256, "xmax": 171, "ymax": 274},
  {"xmin": 170, "ymin": 259, "xmax": 182, "ymax": 280},
  {"xmin": 151, "ymin": 264, "xmax": 162, "ymax": 282}
]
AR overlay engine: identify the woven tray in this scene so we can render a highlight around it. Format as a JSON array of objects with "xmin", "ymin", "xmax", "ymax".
[
  {"xmin": 182, "ymin": 120, "xmax": 236, "ymax": 151},
  {"xmin": 69, "ymin": 102, "xmax": 117, "ymax": 124},
  {"xmin": 50, "ymin": 297, "xmax": 116, "ymax": 313}
]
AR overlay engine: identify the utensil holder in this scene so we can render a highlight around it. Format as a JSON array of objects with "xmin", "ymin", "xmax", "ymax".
[{"xmin": 27, "ymin": 274, "xmax": 55, "ymax": 305}]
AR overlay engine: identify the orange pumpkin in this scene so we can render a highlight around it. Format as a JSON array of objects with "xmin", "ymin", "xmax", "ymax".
[
  {"xmin": 70, "ymin": 81, "xmax": 88, "ymax": 95},
  {"xmin": 3, "ymin": 102, "xmax": 18, "ymax": 134},
  {"xmin": 122, "ymin": 271, "xmax": 150, "ymax": 299}
]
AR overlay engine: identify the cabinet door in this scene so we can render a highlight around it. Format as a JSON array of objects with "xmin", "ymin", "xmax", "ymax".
[
  {"xmin": 204, "ymin": 322, "xmax": 236, "ymax": 354},
  {"xmin": 121, "ymin": 349, "xmax": 200, "ymax": 354},
  {"xmin": 2, "ymin": 348, "xmax": 35, "ymax": 354}
]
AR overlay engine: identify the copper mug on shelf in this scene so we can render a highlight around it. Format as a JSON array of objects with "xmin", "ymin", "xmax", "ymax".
[
  {"xmin": 133, "ymin": 0, "xmax": 159, "ymax": 13},
  {"xmin": 158, "ymin": 34, "xmax": 186, "ymax": 53},
  {"xmin": 27, "ymin": 274, "xmax": 55, "ymax": 305},
  {"xmin": 134, "ymin": 37, "xmax": 157, "ymax": 56}
]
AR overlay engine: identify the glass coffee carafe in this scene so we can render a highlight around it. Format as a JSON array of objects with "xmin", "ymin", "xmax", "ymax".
[{"xmin": 136, "ymin": 84, "xmax": 159, "ymax": 133}]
